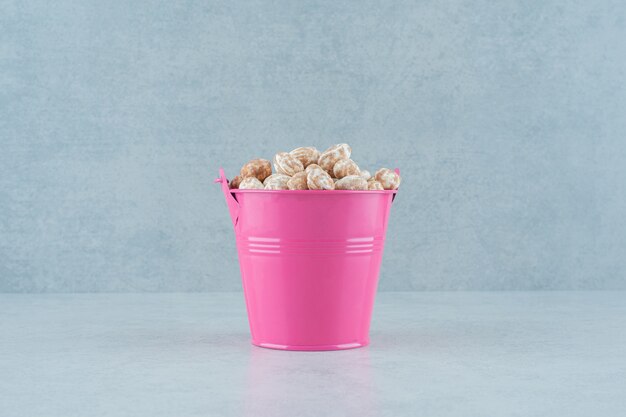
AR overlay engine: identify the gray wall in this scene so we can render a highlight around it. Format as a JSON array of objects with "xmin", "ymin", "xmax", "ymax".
[{"xmin": 2, "ymin": 0, "xmax": 625, "ymax": 292}]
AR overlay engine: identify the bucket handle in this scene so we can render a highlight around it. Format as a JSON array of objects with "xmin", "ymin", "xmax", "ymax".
[
  {"xmin": 214, "ymin": 168, "xmax": 240, "ymax": 227},
  {"xmin": 392, "ymin": 168, "xmax": 400, "ymax": 202}
]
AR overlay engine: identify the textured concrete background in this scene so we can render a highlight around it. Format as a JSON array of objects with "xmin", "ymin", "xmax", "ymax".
[{"xmin": 1, "ymin": 0, "xmax": 625, "ymax": 292}]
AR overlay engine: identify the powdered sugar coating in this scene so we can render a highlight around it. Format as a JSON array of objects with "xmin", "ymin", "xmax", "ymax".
[
  {"xmin": 305, "ymin": 163, "xmax": 323, "ymax": 173},
  {"xmin": 289, "ymin": 147, "xmax": 320, "ymax": 168},
  {"xmin": 335, "ymin": 175, "xmax": 368, "ymax": 190},
  {"xmin": 264, "ymin": 174, "xmax": 290, "ymax": 190},
  {"xmin": 333, "ymin": 158, "xmax": 360, "ymax": 179},
  {"xmin": 318, "ymin": 143, "xmax": 351, "ymax": 174},
  {"xmin": 263, "ymin": 173, "xmax": 291, "ymax": 186},
  {"xmin": 239, "ymin": 177, "xmax": 264, "ymax": 190},
  {"xmin": 374, "ymin": 168, "xmax": 401, "ymax": 190},
  {"xmin": 274, "ymin": 152, "xmax": 304, "ymax": 176},
  {"xmin": 367, "ymin": 180, "xmax": 384, "ymax": 190},
  {"xmin": 307, "ymin": 168, "xmax": 335, "ymax": 190},
  {"xmin": 287, "ymin": 171, "xmax": 309, "ymax": 190},
  {"xmin": 240, "ymin": 159, "xmax": 272, "ymax": 182}
]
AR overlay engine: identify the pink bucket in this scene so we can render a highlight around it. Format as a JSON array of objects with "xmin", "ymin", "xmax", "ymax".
[{"xmin": 216, "ymin": 168, "xmax": 398, "ymax": 351}]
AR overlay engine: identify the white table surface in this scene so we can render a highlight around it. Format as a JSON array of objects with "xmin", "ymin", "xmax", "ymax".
[{"xmin": 1, "ymin": 292, "xmax": 625, "ymax": 417}]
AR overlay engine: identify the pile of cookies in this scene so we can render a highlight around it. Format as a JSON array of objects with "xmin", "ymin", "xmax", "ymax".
[{"xmin": 229, "ymin": 144, "xmax": 401, "ymax": 191}]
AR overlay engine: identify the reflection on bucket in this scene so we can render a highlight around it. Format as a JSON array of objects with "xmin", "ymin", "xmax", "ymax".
[{"xmin": 216, "ymin": 168, "xmax": 398, "ymax": 351}]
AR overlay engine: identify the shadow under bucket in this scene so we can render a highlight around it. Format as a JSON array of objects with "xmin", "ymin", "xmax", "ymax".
[{"xmin": 216, "ymin": 168, "xmax": 399, "ymax": 351}]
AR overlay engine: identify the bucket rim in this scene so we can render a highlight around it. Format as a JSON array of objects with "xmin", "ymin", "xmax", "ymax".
[{"xmin": 229, "ymin": 189, "xmax": 398, "ymax": 195}]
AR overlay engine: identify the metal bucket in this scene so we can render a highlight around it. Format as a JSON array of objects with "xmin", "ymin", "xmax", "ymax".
[{"xmin": 216, "ymin": 168, "xmax": 398, "ymax": 350}]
